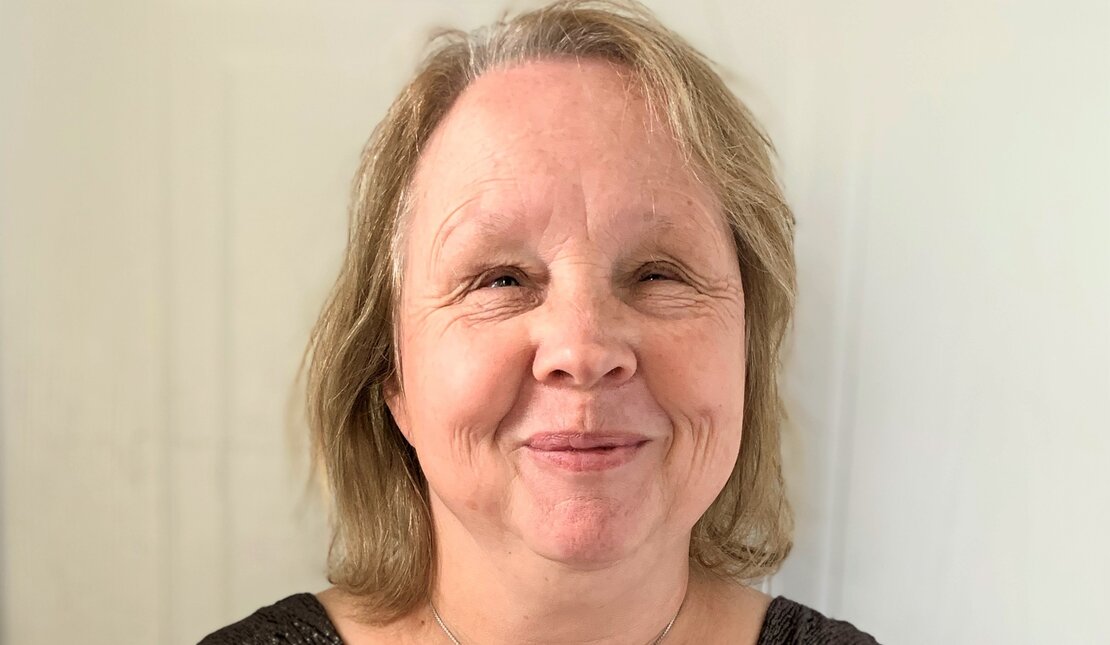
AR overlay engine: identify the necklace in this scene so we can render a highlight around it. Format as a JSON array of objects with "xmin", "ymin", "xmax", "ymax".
[{"xmin": 429, "ymin": 598, "xmax": 684, "ymax": 645}]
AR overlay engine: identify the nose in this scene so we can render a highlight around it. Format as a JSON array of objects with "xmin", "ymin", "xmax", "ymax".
[{"xmin": 531, "ymin": 290, "xmax": 638, "ymax": 389}]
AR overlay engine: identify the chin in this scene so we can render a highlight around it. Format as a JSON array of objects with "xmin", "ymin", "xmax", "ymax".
[{"xmin": 517, "ymin": 497, "xmax": 657, "ymax": 568}]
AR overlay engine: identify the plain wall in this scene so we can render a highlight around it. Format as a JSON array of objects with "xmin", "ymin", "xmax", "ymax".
[{"xmin": 2, "ymin": 1, "xmax": 1107, "ymax": 643}]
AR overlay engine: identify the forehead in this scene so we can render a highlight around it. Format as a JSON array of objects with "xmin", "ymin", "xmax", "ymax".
[{"xmin": 408, "ymin": 58, "xmax": 725, "ymax": 254}]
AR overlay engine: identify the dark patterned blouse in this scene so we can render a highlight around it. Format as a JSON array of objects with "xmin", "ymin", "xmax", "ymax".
[{"xmin": 200, "ymin": 593, "xmax": 881, "ymax": 644}]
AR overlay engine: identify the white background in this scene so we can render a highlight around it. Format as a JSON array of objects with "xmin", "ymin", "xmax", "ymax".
[{"xmin": 2, "ymin": 1, "xmax": 1107, "ymax": 643}]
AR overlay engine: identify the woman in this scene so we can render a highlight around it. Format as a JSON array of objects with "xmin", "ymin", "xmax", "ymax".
[{"xmin": 203, "ymin": 1, "xmax": 878, "ymax": 643}]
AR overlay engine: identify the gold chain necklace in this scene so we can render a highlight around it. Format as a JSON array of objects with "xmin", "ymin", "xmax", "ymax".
[{"xmin": 429, "ymin": 597, "xmax": 684, "ymax": 645}]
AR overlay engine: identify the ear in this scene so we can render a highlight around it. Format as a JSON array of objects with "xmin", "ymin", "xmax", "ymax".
[{"xmin": 383, "ymin": 375, "xmax": 413, "ymax": 445}]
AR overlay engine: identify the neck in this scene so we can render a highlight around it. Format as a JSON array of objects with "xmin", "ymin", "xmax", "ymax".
[{"xmin": 428, "ymin": 498, "xmax": 694, "ymax": 645}]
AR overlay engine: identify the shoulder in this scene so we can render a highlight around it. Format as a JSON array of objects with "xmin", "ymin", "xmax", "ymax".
[
  {"xmin": 757, "ymin": 596, "xmax": 882, "ymax": 645},
  {"xmin": 687, "ymin": 575, "xmax": 772, "ymax": 643},
  {"xmin": 312, "ymin": 586, "xmax": 439, "ymax": 644},
  {"xmin": 198, "ymin": 593, "xmax": 342, "ymax": 644}
]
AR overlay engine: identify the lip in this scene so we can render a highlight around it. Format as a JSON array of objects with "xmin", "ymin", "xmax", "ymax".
[{"xmin": 523, "ymin": 432, "xmax": 650, "ymax": 472}]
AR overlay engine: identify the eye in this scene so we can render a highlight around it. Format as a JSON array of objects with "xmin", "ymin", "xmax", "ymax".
[
  {"xmin": 487, "ymin": 274, "xmax": 521, "ymax": 288},
  {"xmin": 638, "ymin": 262, "xmax": 680, "ymax": 283},
  {"xmin": 474, "ymin": 267, "xmax": 525, "ymax": 290}
]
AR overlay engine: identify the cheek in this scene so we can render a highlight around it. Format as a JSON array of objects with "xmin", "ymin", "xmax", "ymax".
[
  {"xmin": 644, "ymin": 318, "xmax": 747, "ymax": 491},
  {"xmin": 400, "ymin": 318, "xmax": 532, "ymax": 461},
  {"xmin": 398, "ymin": 319, "xmax": 536, "ymax": 523},
  {"xmin": 648, "ymin": 315, "xmax": 746, "ymax": 415}
]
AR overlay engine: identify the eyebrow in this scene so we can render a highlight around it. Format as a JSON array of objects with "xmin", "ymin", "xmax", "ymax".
[
  {"xmin": 429, "ymin": 201, "xmax": 523, "ymax": 269},
  {"xmin": 429, "ymin": 195, "xmax": 714, "ymax": 275}
]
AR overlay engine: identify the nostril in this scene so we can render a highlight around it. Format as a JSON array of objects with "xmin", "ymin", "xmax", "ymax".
[{"xmin": 532, "ymin": 335, "xmax": 638, "ymax": 389}]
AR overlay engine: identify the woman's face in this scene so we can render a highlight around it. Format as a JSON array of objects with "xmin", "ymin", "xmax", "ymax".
[{"xmin": 388, "ymin": 59, "xmax": 747, "ymax": 567}]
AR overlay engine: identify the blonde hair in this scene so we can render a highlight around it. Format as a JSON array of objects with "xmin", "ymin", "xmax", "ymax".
[{"xmin": 304, "ymin": 0, "xmax": 795, "ymax": 624}]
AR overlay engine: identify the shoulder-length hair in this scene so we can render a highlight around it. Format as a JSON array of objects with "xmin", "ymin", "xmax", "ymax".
[{"xmin": 304, "ymin": 0, "xmax": 795, "ymax": 624}]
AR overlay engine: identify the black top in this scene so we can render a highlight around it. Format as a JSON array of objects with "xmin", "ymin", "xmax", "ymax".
[{"xmin": 199, "ymin": 592, "xmax": 880, "ymax": 644}]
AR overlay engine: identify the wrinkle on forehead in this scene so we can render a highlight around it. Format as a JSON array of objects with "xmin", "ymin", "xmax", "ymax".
[
  {"xmin": 424, "ymin": 178, "xmax": 521, "ymax": 274},
  {"xmin": 404, "ymin": 57, "xmax": 732, "ymax": 280}
]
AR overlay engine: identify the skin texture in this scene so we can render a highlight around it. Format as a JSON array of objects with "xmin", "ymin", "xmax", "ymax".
[{"xmin": 319, "ymin": 59, "xmax": 770, "ymax": 644}]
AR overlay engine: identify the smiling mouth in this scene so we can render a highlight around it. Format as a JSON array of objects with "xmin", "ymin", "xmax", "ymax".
[
  {"xmin": 525, "ymin": 432, "xmax": 648, "ymax": 451},
  {"xmin": 523, "ymin": 434, "xmax": 650, "ymax": 472}
]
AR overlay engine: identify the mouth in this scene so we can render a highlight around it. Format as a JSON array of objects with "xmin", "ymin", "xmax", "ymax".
[{"xmin": 523, "ymin": 433, "xmax": 650, "ymax": 472}]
